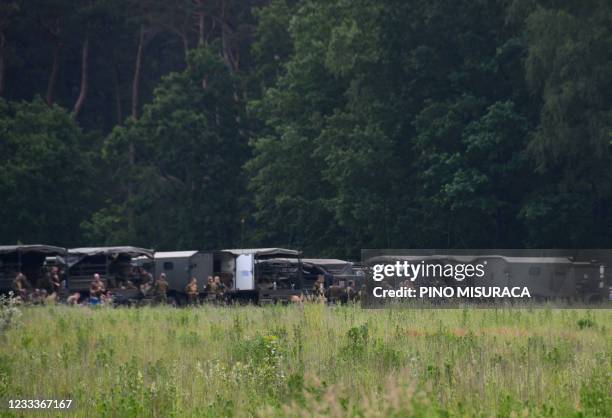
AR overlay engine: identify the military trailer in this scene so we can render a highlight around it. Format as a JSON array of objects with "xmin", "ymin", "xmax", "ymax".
[
  {"xmin": 366, "ymin": 254, "xmax": 607, "ymax": 303},
  {"xmin": 154, "ymin": 251, "xmax": 213, "ymax": 303},
  {"xmin": 472, "ymin": 256, "xmax": 607, "ymax": 302},
  {"xmin": 65, "ymin": 246, "xmax": 154, "ymax": 295},
  {"xmin": 0, "ymin": 245, "xmax": 67, "ymax": 294}
]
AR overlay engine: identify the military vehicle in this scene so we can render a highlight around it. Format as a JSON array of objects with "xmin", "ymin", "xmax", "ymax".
[
  {"xmin": 65, "ymin": 247, "xmax": 154, "ymax": 298},
  {"xmin": 0, "ymin": 245, "xmax": 67, "ymax": 293},
  {"xmin": 470, "ymin": 256, "xmax": 606, "ymax": 302},
  {"xmin": 213, "ymin": 248, "xmax": 305, "ymax": 303},
  {"xmin": 299, "ymin": 258, "xmax": 364, "ymax": 287},
  {"xmin": 153, "ymin": 251, "xmax": 213, "ymax": 303},
  {"xmin": 365, "ymin": 254, "xmax": 608, "ymax": 303},
  {"xmin": 132, "ymin": 248, "xmax": 309, "ymax": 304},
  {"xmin": 148, "ymin": 248, "xmax": 352, "ymax": 304}
]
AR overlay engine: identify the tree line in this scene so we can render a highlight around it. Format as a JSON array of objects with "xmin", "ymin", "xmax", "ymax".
[{"xmin": 1, "ymin": 0, "xmax": 611, "ymax": 258}]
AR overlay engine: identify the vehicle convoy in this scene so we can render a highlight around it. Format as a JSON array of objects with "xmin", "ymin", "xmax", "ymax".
[
  {"xmin": 0, "ymin": 244, "xmax": 358, "ymax": 304},
  {"xmin": 0, "ymin": 245, "xmax": 67, "ymax": 293},
  {"xmin": 364, "ymin": 254, "xmax": 608, "ymax": 303},
  {"xmin": 1, "ymin": 244, "xmax": 609, "ymax": 304}
]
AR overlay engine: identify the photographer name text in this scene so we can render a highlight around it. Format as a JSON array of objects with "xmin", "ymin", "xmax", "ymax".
[{"xmin": 371, "ymin": 261, "xmax": 531, "ymax": 299}]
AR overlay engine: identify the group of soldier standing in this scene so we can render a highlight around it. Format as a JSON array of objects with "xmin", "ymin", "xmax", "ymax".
[
  {"xmin": 311, "ymin": 275, "xmax": 361, "ymax": 304},
  {"xmin": 87, "ymin": 272, "xmax": 226, "ymax": 306},
  {"xmin": 185, "ymin": 276, "xmax": 226, "ymax": 305},
  {"xmin": 10, "ymin": 265, "xmax": 361, "ymax": 306},
  {"xmin": 12, "ymin": 266, "xmax": 62, "ymax": 304},
  {"xmin": 11, "ymin": 269, "xmax": 240, "ymax": 307}
]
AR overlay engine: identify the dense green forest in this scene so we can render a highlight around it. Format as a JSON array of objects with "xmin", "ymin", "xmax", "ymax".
[{"xmin": 1, "ymin": 0, "xmax": 611, "ymax": 258}]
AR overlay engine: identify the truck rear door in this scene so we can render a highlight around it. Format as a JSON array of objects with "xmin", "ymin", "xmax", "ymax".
[{"xmin": 235, "ymin": 254, "xmax": 255, "ymax": 290}]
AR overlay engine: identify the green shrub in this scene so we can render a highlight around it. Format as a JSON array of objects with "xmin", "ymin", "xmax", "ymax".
[
  {"xmin": 580, "ymin": 368, "xmax": 612, "ymax": 417},
  {"xmin": 578, "ymin": 318, "xmax": 596, "ymax": 329},
  {"xmin": 344, "ymin": 323, "xmax": 369, "ymax": 357}
]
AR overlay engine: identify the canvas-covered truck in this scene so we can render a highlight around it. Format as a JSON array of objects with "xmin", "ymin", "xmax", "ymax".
[
  {"xmin": 65, "ymin": 246, "xmax": 154, "ymax": 299},
  {"xmin": 297, "ymin": 258, "xmax": 364, "ymax": 288},
  {"xmin": 0, "ymin": 245, "xmax": 67, "ymax": 294}
]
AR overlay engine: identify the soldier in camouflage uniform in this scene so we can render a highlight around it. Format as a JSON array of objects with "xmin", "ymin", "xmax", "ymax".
[
  {"xmin": 213, "ymin": 276, "xmax": 225, "ymax": 304},
  {"xmin": 344, "ymin": 280, "xmax": 357, "ymax": 303},
  {"xmin": 185, "ymin": 277, "xmax": 198, "ymax": 305},
  {"xmin": 13, "ymin": 273, "xmax": 31, "ymax": 301},
  {"xmin": 154, "ymin": 273, "xmax": 169, "ymax": 304},
  {"xmin": 326, "ymin": 282, "xmax": 343, "ymax": 304},
  {"xmin": 89, "ymin": 273, "xmax": 106, "ymax": 302},
  {"xmin": 312, "ymin": 275, "xmax": 326, "ymax": 302},
  {"xmin": 204, "ymin": 276, "xmax": 216, "ymax": 303}
]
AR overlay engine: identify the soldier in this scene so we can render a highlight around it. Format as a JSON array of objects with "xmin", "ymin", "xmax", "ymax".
[
  {"xmin": 45, "ymin": 290, "xmax": 58, "ymax": 305},
  {"xmin": 326, "ymin": 282, "xmax": 343, "ymax": 304},
  {"xmin": 39, "ymin": 270, "xmax": 54, "ymax": 294},
  {"xmin": 185, "ymin": 277, "xmax": 198, "ymax": 305},
  {"xmin": 312, "ymin": 274, "xmax": 326, "ymax": 301},
  {"xmin": 12, "ymin": 272, "xmax": 31, "ymax": 301},
  {"xmin": 358, "ymin": 283, "xmax": 367, "ymax": 301},
  {"xmin": 213, "ymin": 276, "xmax": 225, "ymax": 303},
  {"xmin": 67, "ymin": 292, "xmax": 81, "ymax": 305},
  {"xmin": 139, "ymin": 268, "xmax": 154, "ymax": 297},
  {"xmin": 153, "ymin": 273, "xmax": 169, "ymax": 304},
  {"xmin": 51, "ymin": 269, "xmax": 61, "ymax": 296},
  {"xmin": 141, "ymin": 268, "xmax": 154, "ymax": 287},
  {"xmin": 32, "ymin": 288, "xmax": 47, "ymax": 305},
  {"xmin": 101, "ymin": 291, "xmax": 114, "ymax": 305},
  {"xmin": 90, "ymin": 273, "xmax": 105, "ymax": 301},
  {"xmin": 204, "ymin": 276, "xmax": 216, "ymax": 302},
  {"xmin": 345, "ymin": 280, "xmax": 357, "ymax": 303},
  {"xmin": 204, "ymin": 276, "xmax": 214, "ymax": 292}
]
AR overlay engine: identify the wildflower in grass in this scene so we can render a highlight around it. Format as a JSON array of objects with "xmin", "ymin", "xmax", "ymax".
[{"xmin": 0, "ymin": 292, "xmax": 21, "ymax": 337}]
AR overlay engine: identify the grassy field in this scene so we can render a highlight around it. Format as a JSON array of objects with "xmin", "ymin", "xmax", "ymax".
[{"xmin": 0, "ymin": 304, "xmax": 610, "ymax": 417}]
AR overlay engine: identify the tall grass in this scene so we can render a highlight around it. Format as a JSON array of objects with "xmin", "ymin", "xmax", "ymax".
[{"xmin": 1, "ymin": 305, "xmax": 610, "ymax": 417}]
